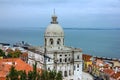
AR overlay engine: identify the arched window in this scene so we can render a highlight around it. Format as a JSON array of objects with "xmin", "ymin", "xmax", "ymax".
[
  {"xmin": 77, "ymin": 55, "xmax": 79, "ymax": 59},
  {"xmin": 48, "ymin": 67, "xmax": 50, "ymax": 71},
  {"xmin": 57, "ymin": 38, "xmax": 61, "ymax": 45},
  {"xmin": 50, "ymin": 38, "xmax": 53, "ymax": 45},
  {"xmin": 45, "ymin": 38, "xmax": 47, "ymax": 46},
  {"xmin": 64, "ymin": 71, "xmax": 67, "ymax": 77},
  {"xmin": 69, "ymin": 70, "xmax": 71, "ymax": 76},
  {"xmin": 65, "ymin": 58, "xmax": 67, "ymax": 62},
  {"xmin": 77, "ymin": 64, "xmax": 79, "ymax": 68},
  {"xmin": 60, "ymin": 58, "xmax": 62, "ymax": 62}
]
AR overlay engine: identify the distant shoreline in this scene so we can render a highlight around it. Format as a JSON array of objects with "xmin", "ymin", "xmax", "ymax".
[
  {"xmin": 0, "ymin": 27, "xmax": 120, "ymax": 30},
  {"xmin": 63, "ymin": 28, "xmax": 120, "ymax": 30}
]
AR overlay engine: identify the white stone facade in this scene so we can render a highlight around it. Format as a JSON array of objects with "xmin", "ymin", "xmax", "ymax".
[
  {"xmin": 28, "ymin": 50, "xmax": 44, "ymax": 69},
  {"xmin": 44, "ymin": 14, "xmax": 82, "ymax": 80},
  {"xmin": 28, "ymin": 14, "xmax": 82, "ymax": 80}
]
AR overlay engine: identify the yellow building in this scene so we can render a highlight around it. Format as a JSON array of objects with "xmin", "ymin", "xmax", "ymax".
[{"xmin": 82, "ymin": 54, "xmax": 92, "ymax": 71}]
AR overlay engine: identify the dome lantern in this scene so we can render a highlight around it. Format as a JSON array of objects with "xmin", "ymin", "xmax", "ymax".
[{"xmin": 51, "ymin": 9, "xmax": 58, "ymax": 24}]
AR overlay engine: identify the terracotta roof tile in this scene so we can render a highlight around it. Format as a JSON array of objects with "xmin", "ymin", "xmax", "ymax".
[
  {"xmin": 111, "ymin": 72, "xmax": 120, "ymax": 79},
  {"xmin": 0, "ymin": 58, "xmax": 33, "ymax": 78},
  {"xmin": 103, "ymin": 64, "xmax": 110, "ymax": 68},
  {"xmin": 0, "ymin": 77, "xmax": 6, "ymax": 80},
  {"xmin": 82, "ymin": 54, "xmax": 92, "ymax": 61},
  {"xmin": 103, "ymin": 69, "xmax": 114, "ymax": 76}
]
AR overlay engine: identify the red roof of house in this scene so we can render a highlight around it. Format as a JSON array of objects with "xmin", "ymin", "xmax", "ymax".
[
  {"xmin": 0, "ymin": 58, "xmax": 33, "ymax": 78},
  {"xmin": 0, "ymin": 77, "xmax": 6, "ymax": 80},
  {"xmin": 82, "ymin": 54, "xmax": 92, "ymax": 61},
  {"xmin": 103, "ymin": 64, "xmax": 110, "ymax": 68},
  {"xmin": 103, "ymin": 69, "xmax": 114, "ymax": 76},
  {"xmin": 111, "ymin": 72, "xmax": 120, "ymax": 79}
]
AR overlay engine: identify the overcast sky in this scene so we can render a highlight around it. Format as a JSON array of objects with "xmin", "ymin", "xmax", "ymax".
[{"xmin": 0, "ymin": 0, "xmax": 120, "ymax": 28}]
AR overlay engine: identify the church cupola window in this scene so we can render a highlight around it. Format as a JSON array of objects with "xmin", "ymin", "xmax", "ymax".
[
  {"xmin": 50, "ymin": 38, "xmax": 54, "ymax": 45},
  {"xmin": 57, "ymin": 38, "xmax": 61, "ymax": 45}
]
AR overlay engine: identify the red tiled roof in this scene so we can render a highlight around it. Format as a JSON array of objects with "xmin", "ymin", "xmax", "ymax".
[
  {"xmin": 103, "ymin": 69, "xmax": 114, "ymax": 76},
  {"xmin": 0, "ymin": 77, "xmax": 6, "ymax": 80},
  {"xmin": 82, "ymin": 54, "xmax": 92, "ymax": 61},
  {"xmin": 103, "ymin": 64, "xmax": 110, "ymax": 68},
  {"xmin": 0, "ymin": 58, "xmax": 33, "ymax": 78},
  {"xmin": 111, "ymin": 72, "xmax": 120, "ymax": 79}
]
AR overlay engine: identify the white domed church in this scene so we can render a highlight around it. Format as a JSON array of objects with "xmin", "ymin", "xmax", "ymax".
[
  {"xmin": 28, "ymin": 13, "xmax": 82, "ymax": 80},
  {"xmin": 44, "ymin": 14, "xmax": 82, "ymax": 80}
]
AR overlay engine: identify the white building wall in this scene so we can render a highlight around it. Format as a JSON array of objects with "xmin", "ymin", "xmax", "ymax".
[
  {"xmin": 74, "ymin": 51, "xmax": 82, "ymax": 80},
  {"xmin": 28, "ymin": 51, "xmax": 44, "ymax": 69}
]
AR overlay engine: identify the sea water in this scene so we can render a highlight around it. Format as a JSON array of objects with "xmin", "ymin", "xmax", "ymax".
[{"xmin": 0, "ymin": 28, "xmax": 120, "ymax": 58}]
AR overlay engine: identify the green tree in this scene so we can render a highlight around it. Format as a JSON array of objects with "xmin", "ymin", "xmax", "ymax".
[
  {"xmin": 7, "ymin": 53, "xmax": 12, "ymax": 58},
  {"xmin": 28, "ymin": 71, "xmax": 34, "ymax": 80},
  {"xmin": 28, "ymin": 62, "xmax": 38, "ymax": 80},
  {"xmin": 13, "ymin": 49, "xmax": 22, "ymax": 58},
  {"xmin": 6, "ymin": 61, "xmax": 63, "ymax": 80},
  {"xmin": 56, "ymin": 71, "xmax": 62, "ymax": 80},
  {"xmin": 0, "ymin": 49, "xmax": 5, "ymax": 57},
  {"xmin": 49, "ymin": 70, "xmax": 56, "ymax": 80},
  {"xmin": 40, "ymin": 70, "xmax": 49, "ymax": 80},
  {"xmin": 6, "ymin": 49, "xmax": 22, "ymax": 58},
  {"xmin": 18, "ymin": 70, "xmax": 27, "ymax": 80},
  {"xmin": 7, "ymin": 66, "xmax": 19, "ymax": 80},
  {"xmin": 32, "ymin": 62, "xmax": 37, "ymax": 80}
]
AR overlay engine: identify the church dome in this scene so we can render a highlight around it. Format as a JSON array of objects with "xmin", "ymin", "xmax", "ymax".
[{"xmin": 45, "ymin": 15, "xmax": 64, "ymax": 37}]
